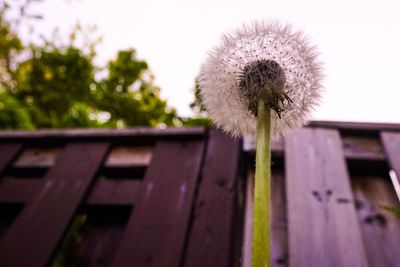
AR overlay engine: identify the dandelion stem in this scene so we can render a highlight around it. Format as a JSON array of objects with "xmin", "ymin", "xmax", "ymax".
[{"xmin": 252, "ymin": 101, "xmax": 271, "ymax": 267}]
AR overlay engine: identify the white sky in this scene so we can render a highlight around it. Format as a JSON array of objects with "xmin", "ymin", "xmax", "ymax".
[{"xmin": 26, "ymin": 0, "xmax": 400, "ymax": 122}]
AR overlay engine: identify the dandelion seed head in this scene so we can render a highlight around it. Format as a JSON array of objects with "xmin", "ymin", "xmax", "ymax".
[{"xmin": 198, "ymin": 21, "xmax": 323, "ymax": 138}]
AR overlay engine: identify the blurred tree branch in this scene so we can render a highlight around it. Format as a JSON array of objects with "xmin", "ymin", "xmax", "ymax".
[{"xmin": 0, "ymin": 1, "xmax": 178, "ymax": 129}]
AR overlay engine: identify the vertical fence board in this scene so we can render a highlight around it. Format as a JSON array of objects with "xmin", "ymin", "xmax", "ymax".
[
  {"xmin": 242, "ymin": 169, "xmax": 287, "ymax": 267},
  {"xmin": 112, "ymin": 140, "xmax": 205, "ymax": 267},
  {"xmin": 0, "ymin": 144, "xmax": 22, "ymax": 174},
  {"xmin": 242, "ymin": 171, "xmax": 254, "ymax": 267},
  {"xmin": 183, "ymin": 129, "xmax": 242, "ymax": 267},
  {"xmin": 352, "ymin": 176, "xmax": 400, "ymax": 267},
  {"xmin": 271, "ymin": 169, "xmax": 287, "ymax": 267},
  {"xmin": 285, "ymin": 129, "xmax": 368, "ymax": 267},
  {"xmin": 0, "ymin": 142, "xmax": 109, "ymax": 267},
  {"xmin": 381, "ymin": 131, "xmax": 400, "ymax": 190}
]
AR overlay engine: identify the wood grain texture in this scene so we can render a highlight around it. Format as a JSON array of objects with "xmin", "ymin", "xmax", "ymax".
[
  {"xmin": 112, "ymin": 140, "xmax": 205, "ymax": 267},
  {"xmin": 0, "ymin": 127, "xmax": 205, "ymax": 142},
  {"xmin": 0, "ymin": 143, "xmax": 21, "ymax": 174},
  {"xmin": 0, "ymin": 178, "xmax": 42, "ymax": 203},
  {"xmin": 381, "ymin": 131, "xmax": 400, "ymax": 186},
  {"xmin": 0, "ymin": 178, "xmax": 141, "ymax": 206},
  {"xmin": 86, "ymin": 179, "xmax": 141, "ymax": 205},
  {"xmin": 13, "ymin": 147, "xmax": 61, "ymax": 167},
  {"xmin": 285, "ymin": 128, "xmax": 368, "ymax": 267},
  {"xmin": 242, "ymin": 169, "xmax": 288, "ymax": 267},
  {"xmin": 105, "ymin": 146, "xmax": 152, "ymax": 167},
  {"xmin": 342, "ymin": 136, "xmax": 385, "ymax": 161},
  {"xmin": 63, "ymin": 207, "xmax": 131, "ymax": 267},
  {"xmin": 0, "ymin": 142, "xmax": 109, "ymax": 267},
  {"xmin": 246, "ymin": 135, "xmax": 385, "ymax": 162},
  {"xmin": 183, "ymin": 129, "xmax": 242, "ymax": 267},
  {"xmin": 352, "ymin": 176, "xmax": 400, "ymax": 267},
  {"xmin": 271, "ymin": 169, "xmax": 287, "ymax": 267},
  {"xmin": 309, "ymin": 121, "xmax": 400, "ymax": 132},
  {"xmin": 242, "ymin": 171, "xmax": 254, "ymax": 267},
  {"xmin": 13, "ymin": 146, "xmax": 152, "ymax": 168}
]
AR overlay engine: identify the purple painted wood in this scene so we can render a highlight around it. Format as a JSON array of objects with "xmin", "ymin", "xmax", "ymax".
[
  {"xmin": 86, "ymin": 179, "xmax": 142, "ymax": 205},
  {"xmin": 309, "ymin": 121, "xmax": 400, "ymax": 132},
  {"xmin": 112, "ymin": 140, "xmax": 205, "ymax": 267},
  {"xmin": 0, "ymin": 127, "xmax": 205, "ymax": 143},
  {"xmin": 183, "ymin": 129, "xmax": 242, "ymax": 267},
  {"xmin": 64, "ymin": 206, "xmax": 131, "ymax": 267},
  {"xmin": 381, "ymin": 131, "xmax": 400, "ymax": 186},
  {"xmin": 0, "ymin": 142, "xmax": 109, "ymax": 267},
  {"xmin": 0, "ymin": 179, "xmax": 42, "ymax": 203},
  {"xmin": 285, "ymin": 128, "xmax": 368, "ymax": 267},
  {"xmin": 0, "ymin": 179, "xmax": 141, "ymax": 206},
  {"xmin": 0, "ymin": 144, "xmax": 21, "ymax": 174},
  {"xmin": 352, "ymin": 175, "xmax": 400, "ymax": 266}
]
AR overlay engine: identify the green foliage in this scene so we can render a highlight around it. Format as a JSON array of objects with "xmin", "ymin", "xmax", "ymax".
[
  {"xmin": 181, "ymin": 78, "xmax": 211, "ymax": 127},
  {"xmin": 0, "ymin": 4, "xmax": 23, "ymax": 87},
  {"xmin": 0, "ymin": 93, "xmax": 34, "ymax": 129},
  {"xmin": 180, "ymin": 117, "xmax": 211, "ymax": 127},
  {"xmin": 0, "ymin": 3, "xmax": 178, "ymax": 130},
  {"xmin": 51, "ymin": 214, "xmax": 87, "ymax": 267},
  {"xmin": 189, "ymin": 79, "xmax": 205, "ymax": 114},
  {"xmin": 13, "ymin": 46, "xmax": 96, "ymax": 128},
  {"xmin": 380, "ymin": 205, "xmax": 400, "ymax": 217},
  {"xmin": 95, "ymin": 50, "xmax": 177, "ymax": 128}
]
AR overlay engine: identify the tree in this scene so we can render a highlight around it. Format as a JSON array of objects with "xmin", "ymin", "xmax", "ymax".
[
  {"xmin": 181, "ymin": 78, "xmax": 210, "ymax": 127},
  {"xmin": 0, "ymin": 1, "xmax": 178, "ymax": 130}
]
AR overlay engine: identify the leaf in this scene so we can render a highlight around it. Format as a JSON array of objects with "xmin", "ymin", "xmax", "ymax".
[{"xmin": 379, "ymin": 204, "xmax": 400, "ymax": 217}]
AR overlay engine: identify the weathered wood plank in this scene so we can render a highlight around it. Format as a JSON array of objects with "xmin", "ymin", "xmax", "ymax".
[
  {"xmin": 285, "ymin": 128, "xmax": 368, "ymax": 267},
  {"xmin": 342, "ymin": 136, "xmax": 385, "ymax": 160},
  {"xmin": 242, "ymin": 169, "xmax": 287, "ymax": 267},
  {"xmin": 352, "ymin": 176, "xmax": 400, "ymax": 267},
  {"xmin": 246, "ymin": 135, "xmax": 385, "ymax": 161},
  {"xmin": 242, "ymin": 171, "xmax": 254, "ymax": 267},
  {"xmin": 63, "ymin": 207, "xmax": 131, "ymax": 267},
  {"xmin": 271, "ymin": 169, "xmax": 287, "ymax": 267},
  {"xmin": 381, "ymin": 131, "xmax": 400, "ymax": 189},
  {"xmin": 0, "ymin": 179, "xmax": 42, "ymax": 203},
  {"xmin": 0, "ymin": 178, "xmax": 140, "ymax": 206},
  {"xmin": 183, "ymin": 129, "xmax": 242, "ymax": 267},
  {"xmin": 105, "ymin": 146, "xmax": 152, "ymax": 167},
  {"xmin": 309, "ymin": 121, "xmax": 400, "ymax": 132},
  {"xmin": 112, "ymin": 140, "xmax": 205, "ymax": 267},
  {"xmin": 13, "ymin": 147, "xmax": 61, "ymax": 167},
  {"xmin": 0, "ymin": 142, "xmax": 109, "ymax": 267},
  {"xmin": 0, "ymin": 144, "xmax": 21, "ymax": 174},
  {"xmin": 13, "ymin": 146, "xmax": 152, "ymax": 168},
  {"xmin": 86, "ymin": 179, "xmax": 141, "ymax": 205},
  {"xmin": 0, "ymin": 127, "xmax": 205, "ymax": 142}
]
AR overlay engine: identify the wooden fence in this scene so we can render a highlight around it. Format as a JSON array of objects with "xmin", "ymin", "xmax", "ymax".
[
  {"xmin": 0, "ymin": 127, "xmax": 243, "ymax": 267},
  {"xmin": 0, "ymin": 122, "xmax": 399, "ymax": 267}
]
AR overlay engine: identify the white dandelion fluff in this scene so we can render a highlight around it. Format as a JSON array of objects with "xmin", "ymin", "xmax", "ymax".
[{"xmin": 198, "ymin": 21, "xmax": 323, "ymax": 138}]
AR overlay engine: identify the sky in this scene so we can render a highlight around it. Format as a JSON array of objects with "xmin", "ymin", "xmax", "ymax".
[{"xmin": 25, "ymin": 0, "xmax": 400, "ymax": 122}]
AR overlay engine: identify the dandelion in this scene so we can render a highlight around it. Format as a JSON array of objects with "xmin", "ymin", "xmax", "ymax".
[
  {"xmin": 198, "ymin": 21, "xmax": 323, "ymax": 139},
  {"xmin": 198, "ymin": 21, "xmax": 323, "ymax": 267}
]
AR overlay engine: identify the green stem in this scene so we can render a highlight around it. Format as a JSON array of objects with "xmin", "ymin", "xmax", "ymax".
[{"xmin": 252, "ymin": 101, "xmax": 271, "ymax": 267}]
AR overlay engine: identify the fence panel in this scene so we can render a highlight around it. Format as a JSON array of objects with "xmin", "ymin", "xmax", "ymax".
[{"xmin": 0, "ymin": 142, "xmax": 109, "ymax": 267}]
